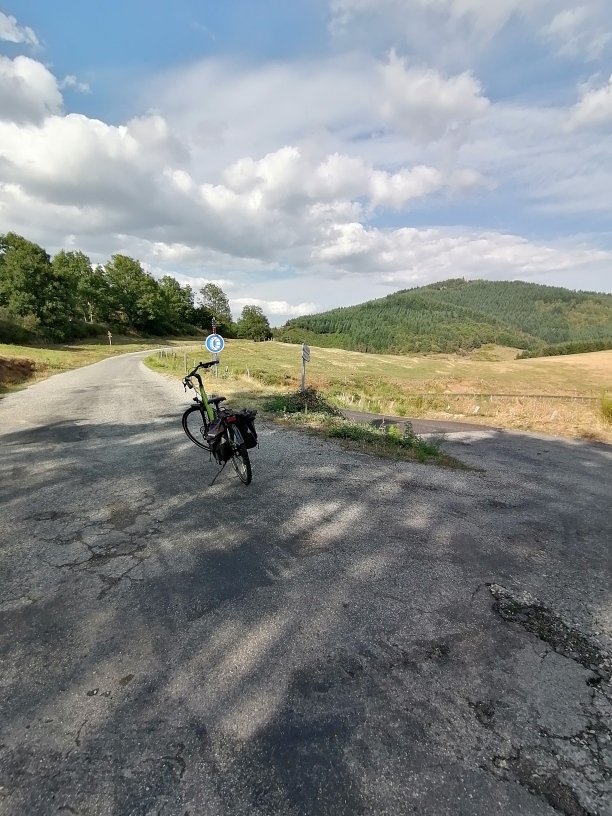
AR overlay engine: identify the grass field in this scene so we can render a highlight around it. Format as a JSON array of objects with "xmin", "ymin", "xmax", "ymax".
[
  {"xmin": 2, "ymin": 337, "xmax": 611, "ymax": 442},
  {"xmin": 147, "ymin": 340, "xmax": 612, "ymax": 442}
]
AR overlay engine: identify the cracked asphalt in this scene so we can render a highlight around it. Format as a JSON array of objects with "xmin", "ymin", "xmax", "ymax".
[{"xmin": 1, "ymin": 351, "xmax": 611, "ymax": 816}]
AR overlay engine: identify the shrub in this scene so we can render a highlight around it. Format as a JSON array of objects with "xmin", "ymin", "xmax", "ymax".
[
  {"xmin": 0, "ymin": 317, "xmax": 36, "ymax": 344},
  {"xmin": 263, "ymin": 387, "xmax": 343, "ymax": 416},
  {"xmin": 327, "ymin": 421, "xmax": 380, "ymax": 443}
]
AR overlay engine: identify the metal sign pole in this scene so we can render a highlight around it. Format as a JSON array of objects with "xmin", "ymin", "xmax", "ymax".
[
  {"xmin": 301, "ymin": 342, "xmax": 310, "ymax": 392},
  {"xmin": 212, "ymin": 318, "xmax": 218, "ymax": 377}
]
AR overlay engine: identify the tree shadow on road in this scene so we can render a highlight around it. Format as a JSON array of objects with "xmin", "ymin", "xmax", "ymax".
[{"xmin": 1, "ymin": 416, "xmax": 611, "ymax": 814}]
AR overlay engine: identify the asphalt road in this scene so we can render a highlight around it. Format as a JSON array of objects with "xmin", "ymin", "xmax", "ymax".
[
  {"xmin": 1, "ymin": 352, "xmax": 611, "ymax": 816},
  {"xmin": 341, "ymin": 408, "xmax": 490, "ymax": 434}
]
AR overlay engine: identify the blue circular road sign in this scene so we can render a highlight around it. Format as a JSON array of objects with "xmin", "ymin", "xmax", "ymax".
[{"xmin": 205, "ymin": 334, "xmax": 225, "ymax": 354}]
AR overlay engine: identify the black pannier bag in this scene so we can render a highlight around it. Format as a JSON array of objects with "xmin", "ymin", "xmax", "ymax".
[
  {"xmin": 205, "ymin": 419, "xmax": 223, "ymax": 442},
  {"xmin": 206, "ymin": 420, "xmax": 230, "ymax": 463},
  {"xmin": 211, "ymin": 435, "xmax": 233, "ymax": 463},
  {"xmin": 235, "ymin": 409, "xmax": 258, "ymax": 449}
]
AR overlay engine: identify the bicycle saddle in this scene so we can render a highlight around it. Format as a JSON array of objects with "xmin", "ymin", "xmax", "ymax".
[{"xmin": 208, "ymin": 395, "xmax": 227, "ymax": 406}]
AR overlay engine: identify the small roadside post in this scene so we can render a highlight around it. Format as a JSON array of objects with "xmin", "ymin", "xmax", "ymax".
[
  {"xmin": 107, "ymin": 330, "xmax": 112, "ymax": 346},
  {"xmin": 301, "ymin": 342, "xmax": 310, "ymax": 392}
]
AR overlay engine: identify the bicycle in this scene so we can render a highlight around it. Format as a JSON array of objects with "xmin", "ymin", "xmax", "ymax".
[{"xmin": 181, "ymin": 360, "xmax": 257, "ymax": 485}]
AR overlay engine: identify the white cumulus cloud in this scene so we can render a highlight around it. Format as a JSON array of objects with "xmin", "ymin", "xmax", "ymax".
[
  {"xmin": 313, "ymin": 222, "xmax": 611, "ymax": 283},
  {"xmin": 568, "ymin": 75, "xmax": 612, "ymax": 129},
  {"xmin": 0, "ymin": 52, "xmax": 611, "ymax": 308},
  {"xmin": 0, "ymin": 11, "xmax": 38, "ymax": 45},
  {"xmin": 0, "ymin": 55, "xmax": 63, "ymax": 125},
  {"xmin": 60, "ymin": 75, "xmax": 90, "ymax": 93},
  {"xmin": 232, "ymin": 298, "xmax": 318, "ymax": 318},
  {"xmin": 222, "ymin": 146, "xmax": 466, "ymax": 212},
  {"xmin": 380, "ymin": 51, "xmax": 489, "ymax": 142}
]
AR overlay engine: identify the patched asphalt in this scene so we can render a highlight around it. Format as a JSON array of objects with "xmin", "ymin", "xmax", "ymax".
[
  {"xmin": 341, "ymin": 408, "xmax": 490, "ymax": 434},
  {"xmin": 1, "ymin": 352, "xmax": 611, "ymax": 816}
]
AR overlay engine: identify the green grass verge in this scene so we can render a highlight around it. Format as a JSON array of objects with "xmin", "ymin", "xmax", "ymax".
[{"xmin": 262, "ymin": 388, "xmax": 465, "ymax": 468}]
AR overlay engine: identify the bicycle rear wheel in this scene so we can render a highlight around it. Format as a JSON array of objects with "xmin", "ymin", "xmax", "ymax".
[
  {"xmin": 231, "ymin": 444, "xmax": 252, "ymax": 484},
  {"xmin": 182, "ymin": 405, "xmax": 209, "ymax": 449},
  {"xmin": 228, "ymin": 427, "xmax": 252, "ymax": 484}
]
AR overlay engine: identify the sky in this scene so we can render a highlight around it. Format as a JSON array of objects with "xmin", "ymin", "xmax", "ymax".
[{"xmin": 1, "ymin": 1, "xmax": 612, "ymax": 325}]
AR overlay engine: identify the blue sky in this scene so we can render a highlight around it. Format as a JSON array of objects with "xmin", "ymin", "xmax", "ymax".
[{"xmin": 1, "ymin": 0, "xmax": 611, "ymax": 323}]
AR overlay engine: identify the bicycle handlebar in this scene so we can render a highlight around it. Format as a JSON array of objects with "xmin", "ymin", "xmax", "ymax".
[
  {"xmin": 185, "ymin": 360, "xmax": 219, "ymax": 377},
  {"xmin": 183, "ymin": 359, "xmax": 220, "ymax": 389}
]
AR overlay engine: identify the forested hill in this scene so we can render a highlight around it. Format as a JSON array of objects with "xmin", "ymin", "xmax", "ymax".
[{"xmin": 275, "ymin": 279, "xmax": 612, "ymax": 355}]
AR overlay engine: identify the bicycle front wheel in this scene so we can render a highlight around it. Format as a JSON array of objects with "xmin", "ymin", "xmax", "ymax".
[{"xmin": 182, "ymin": 405, "xmax": 209, "ymax": 449}]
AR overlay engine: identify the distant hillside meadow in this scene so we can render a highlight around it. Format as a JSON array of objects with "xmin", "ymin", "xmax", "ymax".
[{"xmin": 275, "ymin": 279, "xmax": 612, "ymax": 357}]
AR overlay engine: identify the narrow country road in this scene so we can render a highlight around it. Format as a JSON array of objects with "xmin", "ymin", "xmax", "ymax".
[{"xmin": 1, "ymin": 352, "xmax": 611, "ymax": 816}]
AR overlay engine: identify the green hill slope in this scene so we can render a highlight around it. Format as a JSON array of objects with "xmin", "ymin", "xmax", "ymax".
[{"xmin": 275, "ymin": 279, "xmax": 612, "ymax": 355}]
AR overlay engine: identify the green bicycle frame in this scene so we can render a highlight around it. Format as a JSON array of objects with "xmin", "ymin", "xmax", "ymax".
[
  {"xmin": 190, "ymin": 370, "xmax": 215, "ymax": 421},
  {"xmin": 199, "ymin": 383, "xmax": 215, "ymax": 422}
]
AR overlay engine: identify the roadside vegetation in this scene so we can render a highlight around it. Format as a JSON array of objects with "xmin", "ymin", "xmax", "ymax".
[
  {"xmin": 146, "ymin": 340, "xmax": 612, "ymax": 445},
  {"xmin": 261, "ymin": 387, "xmax": 459, "ymax": 466},
  {"xmin": 3, "ymin": 253, "xmax": 611, "ymax": 444}
]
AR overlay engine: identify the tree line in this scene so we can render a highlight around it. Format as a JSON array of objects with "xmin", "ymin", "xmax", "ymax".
[
  {"xmin": 517, "ymin": 338, "xmax": 612, "ymax": 358},
  {"xmin": 0, "ymin": 233, "xmax": 271, "ymax": 343},
  {"xmin": 276, "ymin": 278, "xmax": 612, "ymax": 355}
]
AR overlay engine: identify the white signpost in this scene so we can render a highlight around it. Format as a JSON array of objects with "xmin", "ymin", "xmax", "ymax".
[{"xmin": 301, "ymin": 343, "xmax": 310, "ymax": 392}]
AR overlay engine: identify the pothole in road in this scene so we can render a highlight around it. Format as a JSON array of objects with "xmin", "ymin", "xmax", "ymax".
[
  {"xmin": 489, "ymin": 584, "xmax": 611, "ymax": 682},
  {"xmin": 488, "ymin": 583, "xmax": 612, "ymax": 816},
  {"xmin": 106, "ymin": 499, "xmax": 153, "ymax": 531},
  {"xmin": 498, "ymin": 755, "xmax": 592, "ymax": 816}
]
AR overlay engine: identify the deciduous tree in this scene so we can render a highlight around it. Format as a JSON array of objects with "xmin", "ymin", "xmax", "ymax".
[
  {"xmin": 199, "ymin": 283, "xmax": 232, "ymax": 333},
  {"xmin": 0, "ymin": 233, "xmax": 76, "ymax": 337},
  {"xmin": 237, "ymin": 305, "xmax": 272, "ymax": 341}
]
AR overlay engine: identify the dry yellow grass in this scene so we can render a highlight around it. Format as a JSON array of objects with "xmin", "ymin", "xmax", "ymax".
[
  {"xmin": 150, "ymin": 341, "xmax": 612, "ymax": 393},
  {"xmin": 148, "ymin": 341, "xmax": 612, "ymax": 444},
  {"xmin": 424, "ymin": 394, "xmax": 611, "ymax": 442},
  {"xmin": 3, "ymin": 337, "xmax": 610, "ymax": 442}
]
